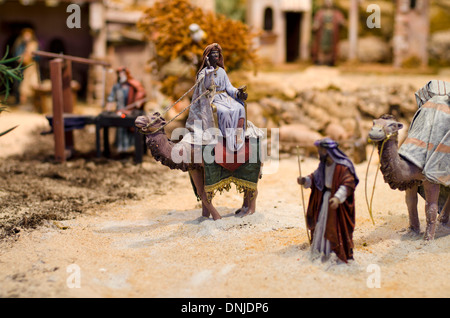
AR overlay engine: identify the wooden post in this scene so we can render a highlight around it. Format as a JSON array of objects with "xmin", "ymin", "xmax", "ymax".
[
  {"xmin": 33, "ymin": 50, "xmax": 112, "ymax": 163},
  {"xmin": 300, "ymin": 7, "xmax": 312, "ymax": 61},
  {"xmin": 62, "ymin": 60, "xmax": 74, "ymax": 151},
  {"xmin": 50, "ymin": 58, "xmax": 65, "ymax": 163},
  {"xmin": 421, "ymin": 0, "xmax": 430, "ymax": 67},
  {"xmin": 348, "ymin": 0, "xmax": 359, "ymax": 61}
]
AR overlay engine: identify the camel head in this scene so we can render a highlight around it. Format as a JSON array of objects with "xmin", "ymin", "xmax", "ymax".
[
  {"xmin": 135, "ymin": 112, "xmax": 166, "ymax": 134},
  {"xmin": 368, "ymin": 114, "xmax": 404, "ymax": 142}
]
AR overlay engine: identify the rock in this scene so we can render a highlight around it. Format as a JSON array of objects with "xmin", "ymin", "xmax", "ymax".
[
  {"xmin": 302, "ymin": 102, "xmax": 331, "ymax": 130},
  {"xmin": 282, "ymin": 87, "xmax": 297, "ymax": 99},
  {"xmin": 85, "ymin": 161, "xmax": 96, "ymax": 171},
  {"xmin": 260, "ymin": 97, "xmax": 281, "ymax": 112},
  {"xmin": 312, "ymin": 91, "xmax": 338, "ymax": 111},
  {"xmin": 297, "ymin": 90, "xmax": 316, "ymax": 104},
  {"xmin": 279, "ymin": 101, "xmax": 300, "ymax": 124},
  {"xmin": 247, "ymin": 82, "xmax": 419, "ymax": 159},
  {"xmin": 324, "ymin": 122, "xmax": 349, "ymax": 142},
  {"xmin": 278, "ymin": 124, "xmax": 323, "ymax": 156},
  {"xmin": 357, "ymin": 98, "xmax": 389, "ymax": 118},
  {"xmin": 246, "ymin": 101, "xmax": 265, "ymax": 128},
  {"xmin": 388, "ymin": 95, "xmax": 402, "ymax": 107},
  {"xmin": 341, "ymin": 117, "xmax": 358, "ymax": 138},
  {"xmin": 429, "ymin": 30, "xmax": 450, "ymax": 65},
  {"xmin": 339, "ymin": 36, "xmax": 391, "ymax": 63}
]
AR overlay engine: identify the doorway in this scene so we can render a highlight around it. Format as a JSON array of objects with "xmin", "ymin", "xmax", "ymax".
[{"xmin": 285, "ymin": 12, "xmax": 302, "ymax": 62}]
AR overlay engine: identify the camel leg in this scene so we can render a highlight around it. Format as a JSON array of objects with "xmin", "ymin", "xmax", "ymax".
[
  {"xmin": 202, "ymin": 202, "xmax": 210, "ymax": 218},
  {"xmin": 423, "ymin": 180, "xmax": 439, "ymax": 240},
  {"xmin": 405, "ymin": 185, "xmax": 420, "ymax": 233},
  {"xmin": 235, "ymin": 195, "xmax": 249, "ymax": 215},
  {"xmin": 246, "ymin": 189, "xmax": 258, "ymax": 215},
  {"xmin": 237, "ymin": 168, "xmax": 262, "ymax": 217},
  {"xmin": 190, "ymin": 169, "xmax": 222, "ymax": 220},
  {"xmin": 438, "ymin": 194, "xmax": 450, "ymax": 224},
  {"xmin": 236, "ymin": 189, "xmax": 258, "ymax": 217}
]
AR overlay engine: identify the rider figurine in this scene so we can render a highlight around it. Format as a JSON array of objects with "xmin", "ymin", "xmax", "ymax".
[{"xmin": 185, "ymin": 43, "xmax": 248, "ymax": 152}]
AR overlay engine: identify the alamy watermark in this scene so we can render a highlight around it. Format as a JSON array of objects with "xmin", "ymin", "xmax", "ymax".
[
  {"xmin": 66, "ymin": 4, "xmax": 81, "ymax": 29},
  {"xmin": 168, "ymin": 124, "xmax": 280, "ymax": 175},
  {"xmin": 64, "ymin": 3, "xmax": 382, "ymax": 30},
  {"xmin": 366, "ymin": 4, "xmax": 381, "ymax": 29},
  {"xmin": 66, "ymin": 264, "xmax": 81, "ymax": 288},
  {"xmin": 366, "ymin": 264, "xmax": 381, "ymax": 288}
]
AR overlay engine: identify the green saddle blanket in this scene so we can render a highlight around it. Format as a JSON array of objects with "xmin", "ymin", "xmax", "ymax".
[{"xmin": 191, "ymin": 138, "xmax": 262, "ymax": 202}]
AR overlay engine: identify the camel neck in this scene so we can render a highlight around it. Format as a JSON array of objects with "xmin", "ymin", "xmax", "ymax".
[
  {"xmin": 146, "ymin": 133, "xmax": 200, "ymax": 172},
  {"xmin": 378, "ymin": 137, "xmax": 420, "ymax": 190}
]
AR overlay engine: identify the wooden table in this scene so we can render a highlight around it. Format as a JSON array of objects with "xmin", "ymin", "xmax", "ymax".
[
  {"xmin": 45, "ymin": 114, "xmax": 96, "ymax": 132},
  {"xmin": 95, "ymin": 111, "xmax": 146, "ymax": 164},
  {"xmin": 34, "ymin": 50, "xmax": 110, "ymax": 163},
  {"xmin": 44, "ymin": 114, "xmax": 96, "ymax": 157}
]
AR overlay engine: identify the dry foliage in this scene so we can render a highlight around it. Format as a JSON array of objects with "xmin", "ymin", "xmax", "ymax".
[{"xmin": 137, "ymin": 0, "xmax": 259, "ymax": 98}]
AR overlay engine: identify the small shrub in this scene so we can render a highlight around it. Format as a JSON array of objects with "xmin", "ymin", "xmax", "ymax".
[{"xmin": 137, "ymin": 0, "xmax": 259, "ymax": 98}]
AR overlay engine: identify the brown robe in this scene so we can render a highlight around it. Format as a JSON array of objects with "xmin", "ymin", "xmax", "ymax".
[
  {"xmin": 311, "ymin": 8, "xmax": 345, "ymax": 66},
  {"xmin": 126, "ymin": 79, "xmax": 146, "ymax": 109},
  {"xmin": 306, "ymin": 164, "xmax": 356, "ymax": 263}
]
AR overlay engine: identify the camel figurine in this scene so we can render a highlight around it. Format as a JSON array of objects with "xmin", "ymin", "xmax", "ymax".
[
  {"xmin": 368, "ymin": 114, "xmax": 449, "ymax": 240},
  {"xmin": 135, "ymin": 112, "xmax": 262, "ymax": 221}
]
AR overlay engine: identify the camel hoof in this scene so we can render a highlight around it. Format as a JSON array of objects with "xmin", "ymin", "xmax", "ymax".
[
  {"xmin": 408, "ymin": 226, "xmax": 421, "ymax": 235},
  {"xmin": 438, "ymin": 216, "xmax": 449, "ymax": 225},
  {"xmin": 196, "ymin": 216, "xmax": 209, "ymax": 223},
  {"xmin": 424, "ymin": 222, "xmax": 437, "ymax": 240},
  {"xmin": 235, "ymin": 207, "xmax": 248, "ymax": 217},
  {"xmin": 202, "ymin": 212, "xmax": 211, "ymax": 218},
  {"xmin": 423, "ymin": 231, "xmax": 435, "ymax": 241},
  {"xmin": 237, "ymin": 209, "xmax": 255, "ymax": 218}
]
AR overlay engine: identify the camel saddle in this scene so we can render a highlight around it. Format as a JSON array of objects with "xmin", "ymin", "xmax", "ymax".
[
  {"xmin": 200, "ymin": 137, "xmax": 262, "ymax": 202},
  {"xmin": 214, "ymin": 138, "xmax": 252, "ymax": 172}
]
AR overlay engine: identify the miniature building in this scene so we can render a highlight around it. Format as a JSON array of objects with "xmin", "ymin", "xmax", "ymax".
[
  {"xmin": 246, "ymin": 0, "xmax": 312, "ymax": 64},
  {"xmin": 0, "ymin": 0, "xmax": 93, "ymax": 98},
  {"xmin": 393, "ymin": 0, "xmax": 430, "ymax": 67},
  {"xmin": 0, "ymin": 0, "xmax": 215, "ymax": 105}
]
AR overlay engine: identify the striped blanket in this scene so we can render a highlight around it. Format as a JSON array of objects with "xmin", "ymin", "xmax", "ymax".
[{"xmin": 398, "ymin": 80, "xmax": 450, "ymax": 186}]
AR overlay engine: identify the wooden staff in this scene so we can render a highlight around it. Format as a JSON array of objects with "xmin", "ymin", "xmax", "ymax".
[{"xmin": 296, "ymin": 146, "xmax": 311, "ymax": 245}]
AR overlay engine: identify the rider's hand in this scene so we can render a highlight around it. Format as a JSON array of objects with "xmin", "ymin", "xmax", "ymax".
[
  {"xmin": 237, "ymin": 89, "xmax": 248, "ymax": 101},
  {"xmin": 297, "ymin": 177, "xmax": 306, "ymax": 185},
  {"xmin": 205, "ymin": 67, "xmax": 215, "ymax": 74}
]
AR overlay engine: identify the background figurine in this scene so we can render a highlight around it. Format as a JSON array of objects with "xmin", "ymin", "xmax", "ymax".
[
  {"xmin": 311, "ymin": 0, "xmax": 346, "ymax": 66},
  {"xmin": 12, "ymin": 28, "xmax": 40, "ymax": 105},
  {"xmin": 106, "ymin": 66, "xmax": 146, "ymax": 153},
  {"xmin": 297, "ymin": 138, "xmax": 359, "ymax": 263}
]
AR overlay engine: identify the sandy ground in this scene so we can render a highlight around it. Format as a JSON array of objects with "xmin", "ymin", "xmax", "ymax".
[
  {"xmin": 0, "ymin": 66, "xmax": 449, "ymax": 298},
  {"xmin": 0, "ymin": 140, "xmax": 449, "ymax": 298}
]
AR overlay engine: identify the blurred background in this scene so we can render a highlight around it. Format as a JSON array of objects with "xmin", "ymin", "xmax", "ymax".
[{"xmin": 0, "ymin": 0, "xmax": 449, "ymax": 161}]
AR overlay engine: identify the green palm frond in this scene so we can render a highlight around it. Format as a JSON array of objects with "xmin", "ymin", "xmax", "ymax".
[
  {"xmin": 0, "ymin": 125, "xmax": 18, "ymax": 137},
  {"xmin": 0, "ymin": 46, "xmax": 29, "ymax": 100},
  {"xmin": 0, "ymin": 46, "xmax": 27, "ymax": 137}
]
